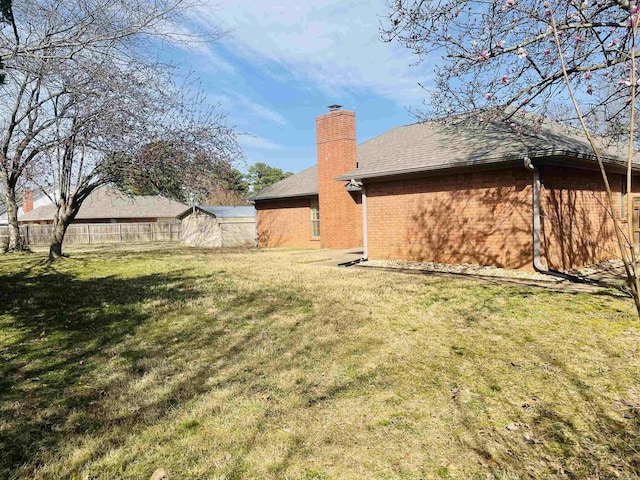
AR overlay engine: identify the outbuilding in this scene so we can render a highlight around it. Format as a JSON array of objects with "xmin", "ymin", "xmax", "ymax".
[{"xmin": 178, "ymin": 206, "xmax": 256, "ymax": 248}]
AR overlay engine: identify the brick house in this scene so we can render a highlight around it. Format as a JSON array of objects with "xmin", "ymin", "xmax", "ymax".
[{"xmin": 252, "ymin": 106, "xmax": 638, "ymax": 271}]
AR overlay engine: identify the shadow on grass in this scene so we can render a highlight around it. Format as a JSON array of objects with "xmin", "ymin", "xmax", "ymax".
[
  {"xmin": 442, "ymin": 306, "xmax": 640, "ymax": 479},
  {"xmin": 0, "ymin": 249, "xmax": 379, "ymax": 479},
  {"xmin": 0, "ymin": 264, "xmax": 209, "ymax": 477}
]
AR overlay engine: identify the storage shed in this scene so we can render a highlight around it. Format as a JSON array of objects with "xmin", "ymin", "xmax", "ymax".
[{"xmin": 178, "ymin": 206, "xmax": 256, "ymax": 248}]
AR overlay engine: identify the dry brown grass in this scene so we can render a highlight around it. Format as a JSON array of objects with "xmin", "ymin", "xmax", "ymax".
[{"xmin": 0, "ymin": 243, "xmax": 639, "ymax": 479}]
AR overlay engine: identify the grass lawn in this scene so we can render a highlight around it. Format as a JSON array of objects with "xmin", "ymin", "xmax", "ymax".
[{"xmin": 1, "ymin": 243, "xmax": 639, "ymax": 479}]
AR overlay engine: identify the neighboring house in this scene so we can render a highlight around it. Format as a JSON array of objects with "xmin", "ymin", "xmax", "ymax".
[
  {"xmin": 253, "ymin": 107, "xmax": 639, "ymax": 271},
  {"xmin": 0, "ymin": 187, "xmax": 54, "ymax": 226},
  {"xmin": 19, "ymin": 188, "xmax": 187, "ymax": 225},
  {"xmin": 178, "ymin": 206, "xmax": 256, "ymax": 248}
]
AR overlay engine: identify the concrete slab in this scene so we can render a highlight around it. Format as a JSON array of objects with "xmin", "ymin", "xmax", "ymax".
[{"xmin": 295, "ymin": 248, "xmax": 364, "ymax": 267}]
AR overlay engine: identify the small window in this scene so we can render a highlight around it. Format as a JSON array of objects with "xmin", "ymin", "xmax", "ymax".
[{"xmin": 310, "ymin": 199, "xmax": 320, "ymax": 238}]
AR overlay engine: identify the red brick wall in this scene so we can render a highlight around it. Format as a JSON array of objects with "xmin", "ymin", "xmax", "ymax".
[
  {"xmin": 317, "ymin": 110, "xmax": 362, "ymax": 249},
  {"xmin": 365, "ymin": 166, "xmax": 633, "ymax": 270},
  {"xmin": 366, "ymin": 168, "xmax": 534, "ymax": 269},
  {"xmin": 255, "ymin": 197, "xmax": 321, "ymax": 249},
  {"xmin": 540, "ymin": 167, "xmax": 626, "ymax": 270}
]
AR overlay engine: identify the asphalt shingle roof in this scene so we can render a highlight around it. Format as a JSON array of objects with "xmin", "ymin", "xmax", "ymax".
[
  {"xmin": 251, "ymin": 114, "xmax": 634, "ymax": 200},
  {"xmin": 251, "ymin": 165, "xmax": 318, "ymax": 201},
  {"xmin": 338, "ymin": 116, "xmax": 631, "ymax": 181},
  {"xmin": 20, "ymin": 188, "xmax": 187, "ymax": 222}
]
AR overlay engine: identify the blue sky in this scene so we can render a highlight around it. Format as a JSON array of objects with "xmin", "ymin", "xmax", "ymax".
[{"xmin": 171, "ymin": 0, "xmax": 434, "ymax": 174}]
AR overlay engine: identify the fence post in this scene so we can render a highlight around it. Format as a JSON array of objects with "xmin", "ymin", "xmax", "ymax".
[
  {"xmin": 25, "ymin": 225, "xmax": 29, "ymax": 246},
  {"xmin": 151, "ymin": 223, "xmax": 154, "ymax": 242},
  {"xmin": 87, "ymin": 224, "xmax": 91, "ymax": 244},
  {"xmin": 119, "ymin": 223, "xmax": 123, "ymax": 242}
]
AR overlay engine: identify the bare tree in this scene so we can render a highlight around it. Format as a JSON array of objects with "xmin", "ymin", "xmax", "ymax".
[
  {"xmin": 383, "ymin": 0, "xmax": 640, "ymax": 315},
  {"xmin": 27, "ymin": 56, "xmax": 241, "ymax": 260},
  {"xmin": 0, "ymin": 0, "xmax": 224, "ymax": 252}
]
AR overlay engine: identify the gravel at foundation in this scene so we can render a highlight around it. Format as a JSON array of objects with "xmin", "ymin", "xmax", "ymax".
[
  {"xmin": 568, "ymin": 259, "xmax": 624, "ymax": 277},
  {"xmin": 361, "ymin": 259, "xmax": 564, "ymax": 282}
]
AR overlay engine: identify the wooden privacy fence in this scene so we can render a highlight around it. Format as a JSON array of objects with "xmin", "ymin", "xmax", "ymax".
[{"xmin": 0, "ymin": 222, "xmax": 181, "ymax": 246}]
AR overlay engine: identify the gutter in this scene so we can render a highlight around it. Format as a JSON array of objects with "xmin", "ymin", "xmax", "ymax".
[
  {"xmin": 250, "ymin": 191, "xmax": 319, "ymax": 202},
  {"xmin": 338, "ymin": 181, "xmax": 368, "ymax": 267}
]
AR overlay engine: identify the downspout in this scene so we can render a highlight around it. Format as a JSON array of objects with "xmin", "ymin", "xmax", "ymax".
[
  {"xmin": 362, "ymin": 183, "xmax": 368, "ymax": 260},
  {"xmin": 527, "ymin": 156, "xmax": 548, "ymax": 272},
  {"xmin": 338, "ymin": 179, "xmax": 367, "ymax": 267},
  {"xmin": 526, "ymin": 156, "xmax": 604, "ymax": 285},
  {"xmin": 253, "ymin": 203, "xmax": 258, "ymax": 248}
]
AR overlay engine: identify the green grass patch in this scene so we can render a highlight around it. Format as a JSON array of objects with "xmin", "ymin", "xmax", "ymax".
[{"xmin": 0, "ymin": 242, "xmax": 639, "ymax": 479}]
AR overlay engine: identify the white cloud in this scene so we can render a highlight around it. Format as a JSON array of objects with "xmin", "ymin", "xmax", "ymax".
[
  {"xmin": 208, "ymin": 92, "xmax": 288, "ymax": 126},
  {"xmin": 154, "ymin": 15, "xmax": 239, "ymax": 74},
  {"xmin": 191, "ymin": 0, "xmax": 432, "ymax": 106},
  {"xmin": 239, "ymin": 135, "xmax": 286, "ymax": 150},
  {"xmin": 235, "ymin": 95, "xmax": 288, "ymax": 126}
]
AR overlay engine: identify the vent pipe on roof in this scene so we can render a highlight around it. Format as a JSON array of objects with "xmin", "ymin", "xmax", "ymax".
[{"xmin": 328, "ymin": 104, "xmax": 342, "ymax": 111}]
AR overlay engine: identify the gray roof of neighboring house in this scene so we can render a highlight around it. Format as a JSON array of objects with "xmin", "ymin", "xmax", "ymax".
[
  {"xmin": 20, "ymin": 188, "xmax": 187, "ymax": 222},
  {"xmin": 251, "ymin": 165, "xmax": 318, "ymax": 201},
  {"xmin": 177, "ymin": 205, "xmax": 256, "ymax": 219},
  {"xmin": 251, "ymin": 114, "xmax": 635, "ymax": 201}
]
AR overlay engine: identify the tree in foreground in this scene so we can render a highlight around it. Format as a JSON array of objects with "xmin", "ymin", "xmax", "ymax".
[
  {"xmin": 0, "ymin": 0, "xmax": 240, "ymax": 259},
  {"xmin": 247, "ymin": 162, "xmax": 292, "ymax": 193},
  {"xmin": 383, "ymin": 0, "xmax": 640, "ymax": 315}
]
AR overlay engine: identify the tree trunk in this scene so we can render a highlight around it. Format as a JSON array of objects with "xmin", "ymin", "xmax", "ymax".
[
  {"xmin": 48, "ymin": 208, "xmax": 72, "ymax": 262},
  {"xmin": 4, "ymin": 186, "xmax": 24, "ymax": 251}
]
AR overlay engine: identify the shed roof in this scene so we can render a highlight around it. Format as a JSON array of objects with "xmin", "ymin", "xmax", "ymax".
[
  {"xmin": 20, "ymin": 188, "xmax": 187, "ymax": 222},
  {"xmin": 177, "ymin": 205, "xmax": 255, "ymax": 219}
]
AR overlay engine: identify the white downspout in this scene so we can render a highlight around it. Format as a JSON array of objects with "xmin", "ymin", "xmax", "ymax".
[
  {"xmin": 530, "ymin": 163, "xmax": 548, "ymax": 272},
  {"xmin": 362, "ymin": 184, "xmax": 368, "ymax": 260}
]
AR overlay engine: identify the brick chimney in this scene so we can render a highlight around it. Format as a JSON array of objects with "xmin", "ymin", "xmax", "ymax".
[
  {"xmin": 23, "ymin": 188, "xmax": 33, "ymax": 213},
  {"xmin": 316, "ymin": 106, "xmax": 362, "ymax": 249}
]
